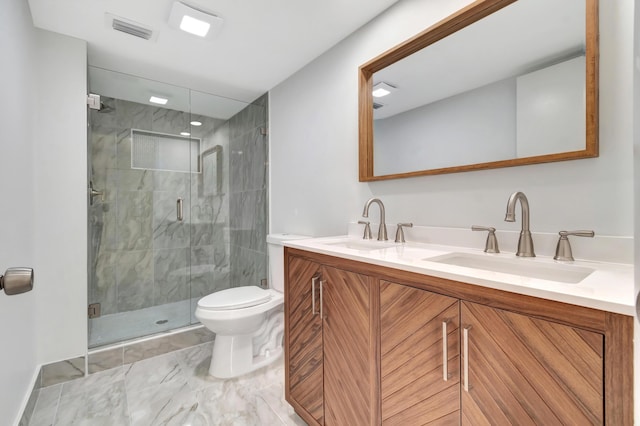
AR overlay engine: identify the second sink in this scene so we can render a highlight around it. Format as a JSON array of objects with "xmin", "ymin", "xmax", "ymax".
[
  {"xmin": 424, "ymin": 252, "xmax": 594, "ymax": 284},
  {"xmin": 326, "ymin": 239, "xmax": 396, "ymax": 251}
]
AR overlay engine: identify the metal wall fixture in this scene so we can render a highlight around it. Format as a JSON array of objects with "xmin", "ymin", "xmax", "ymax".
[
  {"xmin": 504, "ymin": 191, "xmax": 535, "ymax": 257},
  {"xmin": 362, "ymin": 198, "xmax": 388, "ymax": 241},
  {"xmin": 471, "ymin": 225, "xmax": 500, "ymax": 253},
  {"xmin": 554, "ymin": 230, "xmax": 595, "ymax": 261},
  {"xmin": 89, "ymin": 181, "xmax": 104, "ymax": 206},
  {"xmin": 176, "ymin": 198, "xmax": 184, "ymax": 221},
  {"xmin": 0, "ymin": 267, "xmax": 34, "ymax": 295},
  {"xmin": 395, "ymin": 223, "xmax": 413, "ymax": 243},
  {"xmin": 358, "ymin": 220, "xmax": 372, "ymax": 240}
]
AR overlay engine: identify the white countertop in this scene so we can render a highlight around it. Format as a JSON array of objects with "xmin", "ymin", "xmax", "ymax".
[{"xmin": 285, "ymin": 235, "xmax": 636, "ymax": 316}]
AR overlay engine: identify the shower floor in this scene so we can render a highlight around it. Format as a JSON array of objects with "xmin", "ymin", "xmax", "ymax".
[{"xmin": 89, "ymin": 298, "xmax": 200, "ymax": 348}]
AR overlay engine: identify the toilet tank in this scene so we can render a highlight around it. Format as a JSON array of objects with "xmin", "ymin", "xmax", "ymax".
[{"xmin": 267, "ymin": 234, "xmax": 310, "ymax": 293}]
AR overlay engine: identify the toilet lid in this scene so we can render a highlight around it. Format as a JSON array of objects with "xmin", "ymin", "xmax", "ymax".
[{"xmin": 198, "ymin": 286, "xmax": 272, "ymax": 310}]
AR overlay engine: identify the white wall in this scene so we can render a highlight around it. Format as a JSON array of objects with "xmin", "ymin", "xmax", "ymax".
[
  {"xmin": 0, "ymin": 2, "xmax": 86, "ymax": 423},
  {"xmin": 375, "ymin": 78, "xmax": 516, "ymax": 174},
  {"xmin": 270, "ymin": 0, "xmax": 633, "ymax": 238},
  {"xmin": 0, "ymin": 0, "xmax": 39, "ymax": 423},
  {"xmin": 34, "ymin": 32, "xmax": 87, "ymax": 365}
]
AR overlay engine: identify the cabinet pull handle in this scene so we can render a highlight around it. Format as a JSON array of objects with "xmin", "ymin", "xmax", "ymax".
[
  {"xmin": 442, "ymin": 320, "xmax": 449, "ymax": 381},
  {"xmin": 176, "ymin": 198, "xmax": 184, "ymax": 221},
  {"xmin": 463, "ymin": 326, "xmax": 472, "ymax": 392},
  {"xmin": 311, "ymin": 275, "xmax": 319, "ymax": 316},
  {"xmin": 319, "ymin": 280, "xmax": 324, "ymax": 319}
]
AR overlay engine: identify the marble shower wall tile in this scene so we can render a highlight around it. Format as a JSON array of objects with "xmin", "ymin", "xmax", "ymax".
[
  {"xmin": 189, "ymin": 245, "xmax": 215, "ymax": 298},
  {"xmin": 91, "ymin": 250, "xmax": 118, "ymax": 316},
  {"xmin": 229, "ymin": 129, "xmax": 267, "ymax": 193},
  {"xmin": 116, "ymin": 249, "xmax": 154, "ymax": 312},
  {"xmin": 154, "ymin": 248, "xmax": 189, "ymax": 305},
  {"xmin": 153, "ymin": 191, "xmax": 190, "ymax": 249},
  {"xmin": 230, "ymin": 189, "xmax": 267, "ymax": 253},
  {"xmin": 119, "ymin": 168, "xmax": 154, "ymax": 191},
  {"xmin": 115, "ymin": 128, "xmax": 133, "ymax": 170},
  {"xmin": 227, "ymin": 94, "xmax": 269, "ymax": 288},
  {"xmin": 229, "ymin": 98, "xmax": 267, "ymax": 140},
  {"xmin": 90, "ymin": 125, "xmax": 117, "ymax": 176},
  {"xmin": 230, "ymin": 245, "xmax": 267, "ymax": 288},
  {"xmin": 117, "ymin": 99, "xmax": 152, "ymax": 130},
  {"xmin": 152, "ymin": 108, "xmax": 189, "ymax": 135},
  {"xmin": 116, "ymin": 190, "xmax": 153, "ymax": 250}
]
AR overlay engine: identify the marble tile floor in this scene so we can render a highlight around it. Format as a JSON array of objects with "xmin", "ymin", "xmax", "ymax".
[{"xmin": 28, "ymin": 342, "xmax": 306, "ymax": 426}]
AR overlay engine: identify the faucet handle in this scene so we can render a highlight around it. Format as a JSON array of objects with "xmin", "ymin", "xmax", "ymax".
[
  {"xmin": 358, "ymin": 220, "xmax": 372, "ymax": 240},
  {"xmin": 554, "ymin": 230, "xmax": 595, "ymax": 261},
  {"xmin": 471, "ymin": 226, "xmax": 500, "ymax": 253},
  {"xmin": 395, "ymin": 223, "xmax": 413, "ymax": 243}
]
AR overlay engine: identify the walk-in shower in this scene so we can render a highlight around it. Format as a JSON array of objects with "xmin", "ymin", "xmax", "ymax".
[{"xmin": 87, "ymin": 67, "xmax": 269, "ymax": 348}]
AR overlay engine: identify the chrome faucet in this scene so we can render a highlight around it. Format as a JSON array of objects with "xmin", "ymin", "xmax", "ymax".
[
  {"xmin": 362, "ymin": 198, "xmax": 388, "ymax": 241},
  {"xmin": 504, "ymin": 191, "xmax": 535, "ymax": 257}
]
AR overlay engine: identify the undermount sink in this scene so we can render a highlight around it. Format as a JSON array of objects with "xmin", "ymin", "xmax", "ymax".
[
  {"xmin": 326, "ymin": 239, "xmax": 396, "ymax": 251},
  {"xmin": 425, "ymin": 252, "xmax": 594, "ymax": 284}
]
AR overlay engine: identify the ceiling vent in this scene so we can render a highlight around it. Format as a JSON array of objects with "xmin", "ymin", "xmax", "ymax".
[
  {"xmin": 105, "ymin": 13, "xmax": 157, "ymax": 42},
  {"xmin": 373, "ymin": 102, "xmax": 385, "ymax": 110}
]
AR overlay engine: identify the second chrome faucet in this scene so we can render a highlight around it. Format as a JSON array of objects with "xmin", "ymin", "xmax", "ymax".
[
  {"xmin": 504, "ymin": 191, "xmax": 535, "ymax": 257},
  {"xmin": 362, "ymin": 198, "xmax": 388, "ymax": 241}
]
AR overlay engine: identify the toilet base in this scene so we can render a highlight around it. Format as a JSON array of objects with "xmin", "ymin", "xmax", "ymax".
[{"xmin": 209, "ymin": 334, "xmax": 283, "ymax": 379}]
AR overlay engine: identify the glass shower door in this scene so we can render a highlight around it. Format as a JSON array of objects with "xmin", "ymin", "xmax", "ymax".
[
  {"xmin": 87, "ymin": 68, "xmax": 260, "ymax": 349},
  {"xmin": 87, "ymin": 68, "xmax": 194, "ymax": 347}
]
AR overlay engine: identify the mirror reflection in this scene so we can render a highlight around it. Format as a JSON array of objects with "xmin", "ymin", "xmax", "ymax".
[{"xmin": 359, "ymin": 0, "xmax": 598, "ymax": 180}]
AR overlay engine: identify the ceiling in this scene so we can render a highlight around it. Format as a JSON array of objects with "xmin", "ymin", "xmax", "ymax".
[{"xmin": 28, "ymin": 0, "xmax": 399, "ymax": 103}]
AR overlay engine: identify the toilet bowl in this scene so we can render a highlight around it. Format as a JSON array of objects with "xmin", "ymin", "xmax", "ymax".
[{"xmin": 195, "ymin": 233, "xmax": 309, "ymax": 378}]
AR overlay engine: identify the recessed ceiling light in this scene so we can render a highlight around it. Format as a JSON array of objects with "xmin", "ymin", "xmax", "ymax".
[
  {"xmin": 149, "ymin": 96, "xmax": 168, "ymax": 105},
  {"xmin": 372, "ymin": 82, "xmax": 396, "ymax": 98},
  {"xmin": 180, "ymin": 15, "xmax": 210, "ymax": 37},
  {"xmin": 168, "ymin": 2, "xmax": 223, "ymax": 39},
  {"xmin": 180, "ymin": 131, "xmax": 191, "ymax": 136},
  {"xmin": 190, "ymin": 121, "xmax": 202, "ymax": 126}
]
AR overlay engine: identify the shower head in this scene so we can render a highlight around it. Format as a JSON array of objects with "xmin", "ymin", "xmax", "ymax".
[{"xmin": 98, "ymin": 102, "xmax": 114, "ymax": 113}]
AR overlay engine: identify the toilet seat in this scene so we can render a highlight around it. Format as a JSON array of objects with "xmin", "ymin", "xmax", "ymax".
[{"xmin": 197, "ymin": 286, "xmax": 273, "ymax": 311}]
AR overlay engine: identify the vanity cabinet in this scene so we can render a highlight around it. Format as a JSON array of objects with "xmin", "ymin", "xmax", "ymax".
[
  {"xmin": 460, "ymin": 301, "xmax": 603, "ymax": 424},
  {"xmin": 285, "ymin": 254, "xmax": 377, "ymax": 426},
  {"xmin": 286, "ymin": 256, "xmax": 324, "ymax": 424},
  {"xmin": 284, "ymin": 248, "xmax": 633, "ymax": 425},
  {"xmin": 379, "ymin": 281, "xmax": 460, "ymax": 424}
]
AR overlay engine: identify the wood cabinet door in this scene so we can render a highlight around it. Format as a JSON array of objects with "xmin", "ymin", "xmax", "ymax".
[
  {"xmin": 460, "ymin": 301, "xmax": 604, "ymax": 425},
  {"xmin": 322, "ymin": 266, "xmax": 376, "ymax": 425},
  {"xmin": 286, "ymin": 256, "xmax": 324, "ymax": 424},
  {"xmin": 380, "ymin": 281, "xmax": 461, "ymax": 425}
]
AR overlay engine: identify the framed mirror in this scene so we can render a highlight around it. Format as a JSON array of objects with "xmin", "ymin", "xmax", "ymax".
[{"xmin": 359, "ymin": 0, "xmax": 598, "ymax": 181}]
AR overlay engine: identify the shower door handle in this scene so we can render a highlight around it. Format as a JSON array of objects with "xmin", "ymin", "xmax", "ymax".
[{"xmin": 176, "ymin": 198, "xmax": 184, "ymax": 221}]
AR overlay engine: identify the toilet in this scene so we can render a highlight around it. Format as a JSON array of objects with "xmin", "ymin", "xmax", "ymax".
[{"xmin": 195, "ymin": 233, "xmax": 309, "ymax": 378}]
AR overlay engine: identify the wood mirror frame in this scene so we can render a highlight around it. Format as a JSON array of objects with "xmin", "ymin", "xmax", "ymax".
[{"xmin": 358, "ymin": 0, "xmax": 598, "ymax": 182}]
